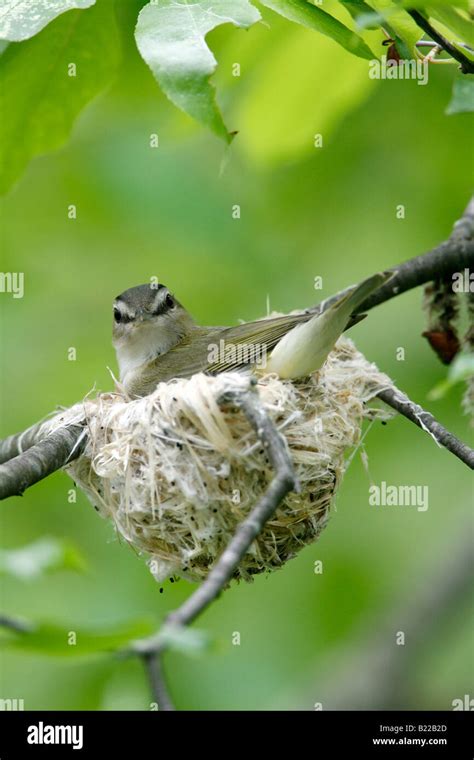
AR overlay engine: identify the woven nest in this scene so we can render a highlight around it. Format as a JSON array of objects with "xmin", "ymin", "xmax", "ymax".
[{"xmin": 48, "ymin": 337, "xmax": 392, "ymax": 583}]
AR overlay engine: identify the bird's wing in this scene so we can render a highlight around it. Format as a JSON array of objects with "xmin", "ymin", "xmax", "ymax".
[
  {"xmin": 135, "ymin": 314, "xmax": 314, "ymax": 389},
  {"xmin": 132, "ymin": 311, "xmax": 368, "ymax": 393},
  {"xmin": 205, "ymin": 313, "xmax": 316, "ymax": 373},
  {"xmin": 206, "ymin": 312, "xmax": 366, "ymax": 372}
]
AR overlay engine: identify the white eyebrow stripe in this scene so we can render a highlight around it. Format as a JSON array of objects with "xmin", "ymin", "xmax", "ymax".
[
  {"xmin": 151, "ymin": 289, "xmax": 168, "ymax": 313},
  {"xmin": 114, "ymin": 300, "xmax": 135, "ymax": 319}
]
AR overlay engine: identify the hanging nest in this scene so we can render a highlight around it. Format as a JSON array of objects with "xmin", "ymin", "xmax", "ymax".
[{"xmin": 45, "ymin": 337, "xmax": 393, "ymax": 583}]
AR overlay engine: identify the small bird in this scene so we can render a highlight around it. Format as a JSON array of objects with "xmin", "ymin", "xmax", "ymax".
[{"xmin": 112, "ymin": 272, "xmax": 392, "ymax": 397}]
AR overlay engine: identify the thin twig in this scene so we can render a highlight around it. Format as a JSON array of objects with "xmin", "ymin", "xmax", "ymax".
[
  {"xmin": 407, "ymin": 9, "xmax": 474, "ymax": 74},
  {"xmin": 378, "ymin": 386, "xmax": 474, "ymax": 469},
  {"xmin": 142, "ymin": 652, "xmax": 175, "ymax": 711},
  {"xmin": 416, "ymin": 40, "xmax": 473, "ymax": 53}
]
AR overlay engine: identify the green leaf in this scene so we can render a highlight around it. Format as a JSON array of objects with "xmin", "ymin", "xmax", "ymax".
[
  {"xmin": 135, "ymin": 0, "xmax": 261, "ymax": 142},
  {"xmin": 0, "ymin": 0, "xmax": 121, "ymax": 195},
  {"xmin": 428, "ymin": 353, "xmax": 474, "ymax": 400},
  {"xmin": 0, "ymin": 618, "xmax": 156, "ymax": 657},
  {"xmin": 0, "ymin": 537, "xmax": 87, "ymax": 580},
  {"xmin": 446, "ymin": 71, "xmax": 474, "ymax": 114},
  {"xmin": 259, "ymin": 0, "xmax": 374, "ymax": 59},
  {"xmin": 0, "ymin": 0, "xmax": 95, "ymax": 42},
  {"xmin": 428, "ymin": 6, "xmax": 474, "ymax": 47}
]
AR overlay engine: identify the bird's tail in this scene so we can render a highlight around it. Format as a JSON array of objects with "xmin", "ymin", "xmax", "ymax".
[
  {"xmin": 323, "ymin": 269, "xmax": 394, "ymax": 316},
  {"xmin": 264, "ymin": 270, "xmax": 395, "ymax": 379}
]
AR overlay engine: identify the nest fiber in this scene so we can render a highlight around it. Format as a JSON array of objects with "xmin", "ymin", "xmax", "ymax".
[{"xmin": 51, "ymin": 337, "xmax": 392, "ymax": 583}]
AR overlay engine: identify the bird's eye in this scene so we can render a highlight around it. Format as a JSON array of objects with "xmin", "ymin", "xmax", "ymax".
[
  {"xmin": 113, "ymin": 308, "xmax": 122, "ymax": 323},
  {"xmin": 165, "ymin": 293, "xmax": 174, "ymax": 309}
]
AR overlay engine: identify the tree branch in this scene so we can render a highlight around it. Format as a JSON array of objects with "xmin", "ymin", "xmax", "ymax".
[
  {"xmin": 0, "ymin": 418, "xmax": 54, "ymax": 465},
  {"xmin": 378, "ymin": 386, "xmax": 474, "ymax": 469},
  {"xmin": 0, "ymin": 424, "xmax": 86, "ymax": 499},
  {"xmin": 407, "ymin": 9, "xmax": 474, "ymax": 74}
]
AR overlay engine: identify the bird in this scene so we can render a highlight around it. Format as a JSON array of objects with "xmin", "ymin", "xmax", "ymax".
[{"xmin": 112, "ymin": 271, "xmax": 392, "ymax": 398}]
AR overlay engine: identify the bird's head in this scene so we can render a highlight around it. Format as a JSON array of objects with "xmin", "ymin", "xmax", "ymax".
[{"xmin": 112, "ymin": 282, "xmax": 195, "ymax": 382}]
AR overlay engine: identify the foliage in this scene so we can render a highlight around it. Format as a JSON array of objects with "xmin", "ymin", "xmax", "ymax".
[
  {"xmin": 0, "ymin": 0, "xmax": 120, "ymax": 194},
  {"xmin": 135, "ymin": 0, "xmax": 261, "ymax": 141},
  {"xmin": 0, "ymin": 0, "xmax": 95, "ymax": 41},
  {"xmin": 0, "ymin": 0, "xmax": 473, "ymax": 192}
]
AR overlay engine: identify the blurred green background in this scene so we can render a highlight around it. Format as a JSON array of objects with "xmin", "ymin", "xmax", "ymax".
[{"xmin": 1, "ymin": 0, "xmax": 473, "ymax": 710}]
